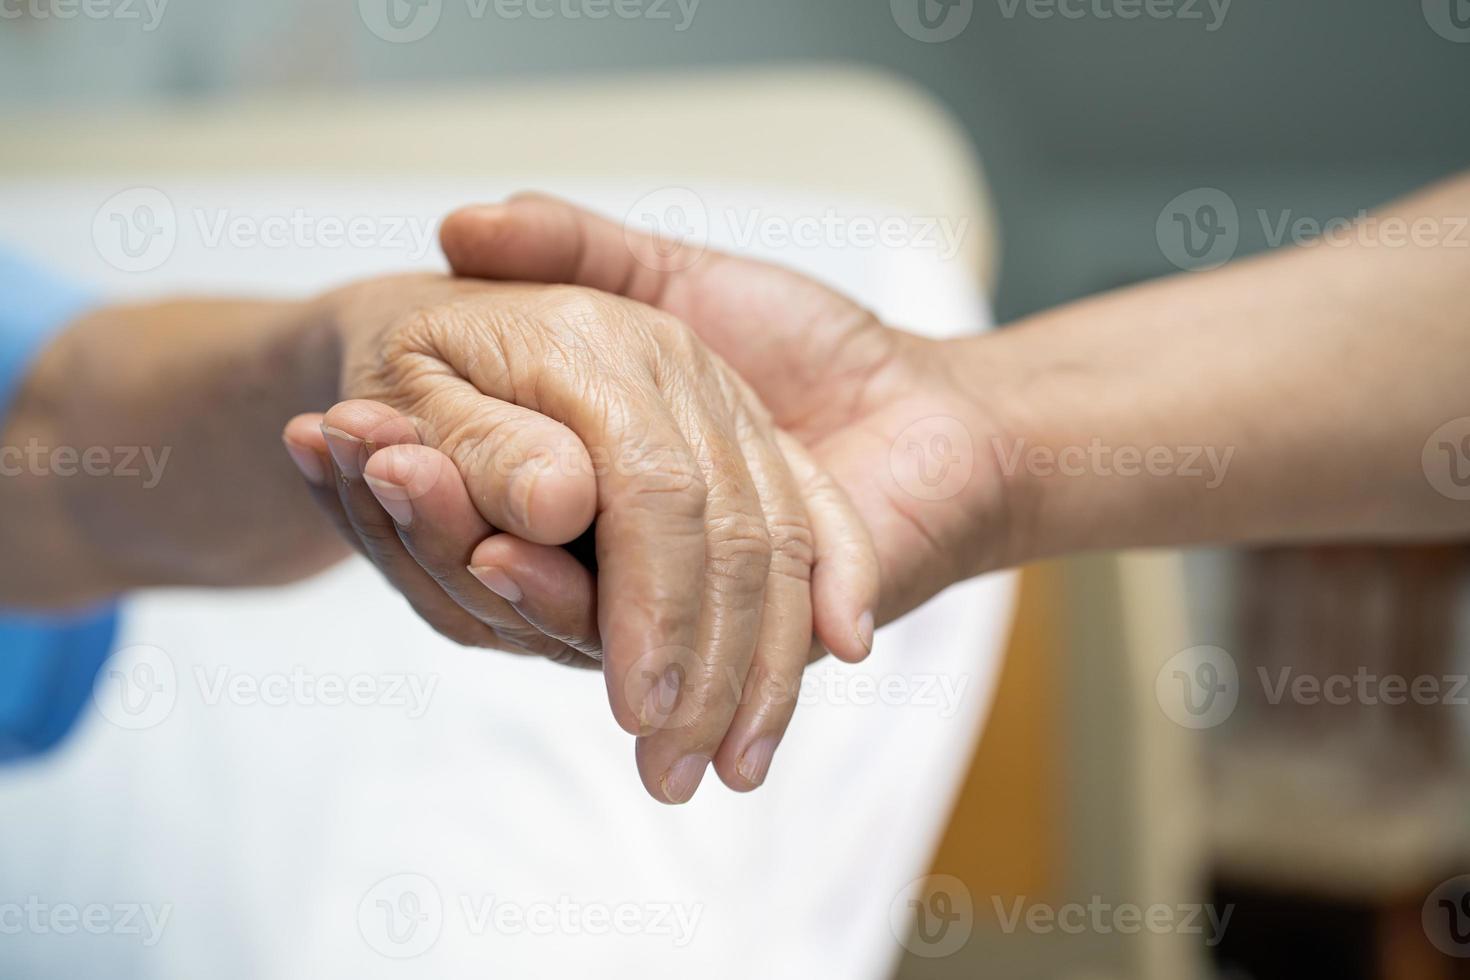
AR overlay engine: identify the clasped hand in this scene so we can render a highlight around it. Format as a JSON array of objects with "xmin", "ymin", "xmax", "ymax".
[{"xmin": 281, "ymin": 195, "xmax": 1008, "ymax": 803}]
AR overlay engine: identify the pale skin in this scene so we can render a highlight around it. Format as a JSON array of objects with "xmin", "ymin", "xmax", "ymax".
[{"xmin": 4, "ymin": 173, "xmax": 1469, "ymax": 802}]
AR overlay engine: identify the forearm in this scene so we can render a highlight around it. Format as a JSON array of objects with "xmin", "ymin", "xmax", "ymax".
[
  {"xmin": 960, "ymin": 171, "xmax": 1470, "ymax": 566},
  {"xmin": 0, "ymin": 296, "xmax": 344, "ymax": 607}
]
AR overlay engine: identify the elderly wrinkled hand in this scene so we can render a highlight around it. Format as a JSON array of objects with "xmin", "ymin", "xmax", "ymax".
[
  {"xmin": 281, "ymin": 273, "xmax": 878, "ymax": 802},
  {"xmin": 439, "ymin": 194, "xmax": 1022, "ymax": 627}
]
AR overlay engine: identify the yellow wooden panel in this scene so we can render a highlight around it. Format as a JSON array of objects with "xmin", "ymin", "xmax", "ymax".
[{"xmin": 927, "ymin": 563, "xmax": 1061, "ymax": 903}]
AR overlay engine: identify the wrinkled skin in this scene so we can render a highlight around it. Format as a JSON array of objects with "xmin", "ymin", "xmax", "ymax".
[
  {"xmin": 283, "ymin": 273, "xmax": 880, "ymax": 802},
  {"xmin": 284, "ymin": 195, "xmax": 1020, "ymax": 803},
  {"xmin": 437, "ymin": 194, "xmax": 1019, "ymax": 622}
]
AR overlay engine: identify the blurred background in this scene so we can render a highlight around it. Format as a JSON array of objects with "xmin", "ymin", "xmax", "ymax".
[
  {"xmin": 6, "ymin": 0, "xmax": 1470, "ymax": 319},
  {"xmin": 4, "ymin": 2, "xmax": 1470, "ymax": 978}
]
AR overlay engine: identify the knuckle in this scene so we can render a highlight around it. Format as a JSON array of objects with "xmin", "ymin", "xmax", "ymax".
[
  {"xmin": 644, "ymin": 308, "xmax": 695, "ymax": 347},
  {"xmin": 429, "ymin": 404, "xmax": 536, "ymax": 487},
  {"xmin": 633, "ymin": 598, "xmax": 699, "ymax": 650},
  {"xmin": 538, "ymin": 286, "xmax": 613, "ymax": 335},
  {"xmin": 624, "ymin": 450, "xmax": 709, "ymax": 519},
  {"xmin": 446, "ymin": 426, "xmax": 504, "ymax": 484},
  {"xmin": 645, "ymin": 313, "xmax": 703, "ymax": 376},
  {"xmin": 470, "ymin": 614, "xmax": 540, "ymax": 652},
  {"xmin": 764, "ymin": 513, "xmax": 816, "ymax": 580},
  {"xmin": 478, "ymin": 627, "xmax": 533, "ymax": 655},
  {"xmin": 546, "ymin": 646, "xmax": 590, "ymax": 669},
  {"xmin": 704, "ymin": 509, "xmax": 774, "ymax": 593},
  {"xmin": 742, "ymin": 658, "xmax": 800, "ymax": 711},
  {"xmin": 667, "ymin": 667, "xmax": 744, "ymax": 742},
  {"xmin": 495, "ymin": 625, "xmax": 563, "ymax": 658},
  {"xmin": 353, "ymin": 516, "xmax": 405, "ymax": 548}
]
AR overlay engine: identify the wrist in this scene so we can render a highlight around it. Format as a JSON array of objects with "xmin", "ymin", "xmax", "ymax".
[
  {"xmin": 18, "ymin": 296, "xmax": 342, "ymax": 601},
  {"xmin": 932, "ymin": 329, "xmax": 1051, "ymax": 576},
  {"xmin": 946, "ymin": 298, "xmax": 1223, "ymax": 567}
]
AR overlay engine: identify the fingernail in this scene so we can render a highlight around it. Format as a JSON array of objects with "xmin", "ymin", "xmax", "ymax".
[
  {"xmin": 363, "ymin": 474, "xmax": 414, "ymax": 527},
  {"xmin": 857, "ymin": 610, "xmax": 875, "ymax": 655},
  {"xmin": 282, "ymin": 439, "xmax": 327, "ymax": 486},
  {"xmin": 508, "ymin": 455, "xmax": 549, "ymax": 531},
  {"xmin": 321, "ymin": 425, "xmax": 367, "ymax": 479},
  {"xmin": 468, "ymin": 565, "xmax": 523, "ymax": 604},
  {"xmin": 660, "ymin": 754, "xmax": 709, "ymax": 804},
  {"xmin": 640, "ymin": 662, "xmax": 684, "ymax": 731},
  {"xmin": 737, "ymin": 736, "xmax": 779, "ymax": 788}
]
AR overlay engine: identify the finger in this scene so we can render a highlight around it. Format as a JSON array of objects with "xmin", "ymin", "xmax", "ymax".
[
  {"xmin": 709, "ymin": 410, "xmax": 818, "ymax": 793},
  {"xmin": 283, "ymin": 413, "xmax": 331, "ymax": 487},
  {"xmin": 318, "ymin": 401, "xmax": 510, "ymax": 652},
  {"xmin": 632, "ymin": 373, "xmax": 775, "ymax": 805},
  {"xmin": 283, "ymin": 413, "xmax": 360, "ymax": 545},
  {"xmin": 440, "ymin": 192, "xmax": 691, "ymax": 307},
  {"xmin": 778, "ymin": 430, "xmax": 880, "ymax": 664},
  {"xmin": 404, "ymin": 292, "xmax": 714, "ymax": 746},
  {"xmin": 588, "ymin": 402, "xmax": 708, "ymax": 741},
  {"xmin": 362, "ymin": 441, "xmax": 596, "ymax": 664},
  {"xmin": 388, "ymin": 380, "xmax": 598, "ymax": 547},
  {"xmin": 468, "ymin": 533, "xmax": 600, "ymax": 660}
]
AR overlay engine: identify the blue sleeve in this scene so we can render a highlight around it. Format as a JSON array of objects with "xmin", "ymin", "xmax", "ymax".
[{"xmin": 0, "ymin": 248, "xmax": 119, "ymax": 763}]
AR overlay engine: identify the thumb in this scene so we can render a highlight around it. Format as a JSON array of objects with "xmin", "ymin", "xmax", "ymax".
[
  {"xmin": 441, "ymin": 194, "xmax": 899, "ymax": 432},
  {"xmin": 440, "ymin": 192, "xmax": 702, "ymax": 309}
]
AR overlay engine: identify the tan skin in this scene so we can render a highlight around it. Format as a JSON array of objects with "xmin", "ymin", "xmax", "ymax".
[
  {"xmin": 419, "ymin": 180, "xmax": 1470, "ymax": 575},
  {"xmin": 6, "ymin": 174, "xmax": 1470, "ymax": 801},
  {"xmin": 297, "ymin": 275, "xmax": 884, "ymax": 803},
  {"xmin": 300, "ymin": 180, "xmax": 1470, "ymax": 800},
  {"xmin": 5, "ymin": 273, "xmax": 880, "ymax": 804}
]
